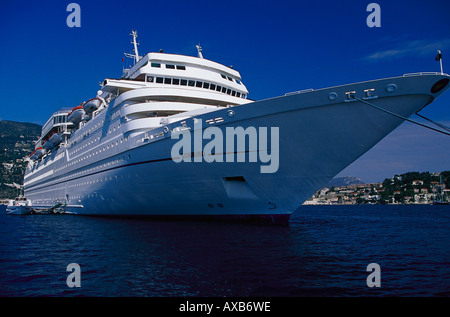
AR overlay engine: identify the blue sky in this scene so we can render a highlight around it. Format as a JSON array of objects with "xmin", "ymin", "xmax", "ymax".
[{"xmin": 1, "ymin": 0, "xmax": 449, "ymax": 182}]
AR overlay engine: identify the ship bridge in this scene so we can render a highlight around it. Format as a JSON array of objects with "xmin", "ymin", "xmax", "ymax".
[
  {"xmin": 103, "ymin": 52, "xmax": 249, "ymax": 101},
  {"xmin": 97, "ymin": 37, "xmax": 251, "ymax": 133}
]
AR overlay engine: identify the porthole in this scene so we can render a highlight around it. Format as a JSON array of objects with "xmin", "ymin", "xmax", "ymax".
[{"xmin": 386, "ymin": 84, "xmax": 397, "ymax": 92}]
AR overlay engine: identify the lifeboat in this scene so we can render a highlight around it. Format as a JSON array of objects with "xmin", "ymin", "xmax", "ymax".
[
  {"xmin": 83, "ymin": 98, "xmax": 102, "ymax": 115},
  {"xmin": 48, "ymin": 133, "xmax": 62, "ymax": 147},
  {"xmin": 42, "ymin": 140, "xmax": 53, "ymax": 151},
  {"xmin": 34, "ymin": 147, "xmax": 45, "ymax": 159},
  {"xmin": 68, "ymin": 106, "xmax": 84, "ymax": 125}
]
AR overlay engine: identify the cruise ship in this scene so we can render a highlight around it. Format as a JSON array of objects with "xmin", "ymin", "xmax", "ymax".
[{"xmin": 23, "ymin": 31, "xmax": 450, "ymax": 224}]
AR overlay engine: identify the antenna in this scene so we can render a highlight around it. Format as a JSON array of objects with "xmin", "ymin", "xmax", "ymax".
[
  {"xmin": 436, "ymin": 50, "xmax": 443, "ymax": 74},
  {"xmin": 196, "ymin": 43, "xmax": 203, "ymax": 59},
  {"xmin": 124, "ymin": 30, "xmax": 142, "ymax": 67},
  {"xmin": 131, "ymin": 30, "xmax": 140, "ymax": 64}
]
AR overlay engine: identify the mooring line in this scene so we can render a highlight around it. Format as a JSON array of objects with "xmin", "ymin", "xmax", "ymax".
[
  {"xmin": 415, "ymin": 112, "xmax": 450, "ymax": 133},
  {"xmin": 355, "ymin": 97, "xmax": 450, "ymax": 137}
]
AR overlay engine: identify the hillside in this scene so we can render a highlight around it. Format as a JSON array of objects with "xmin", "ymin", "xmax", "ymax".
[
  {"xmin": 306, "ymin": 171, "xmax": 450, "ymax": 205},
  {"xmin": 380, "ymin": 171, "xmax": 450, "ymax": 203},
  {"xmin": 0, "ymin": 120, "xmax": 41, "ymax": 198},
  {"xmin": 328, "ymin": 176, "xmax": 365, "ymax": 187}
]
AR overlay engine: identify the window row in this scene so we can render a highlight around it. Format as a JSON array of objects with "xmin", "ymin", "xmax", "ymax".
[
  {"xmin": 63, "ymin": 137, "xmax": 130, "ymax": 171},
  {"xmin": 149, "ymin": 62, "xmax": 241, "ymax": 84},
  {"xmin": 54, "ymin": 153, "xmax": 131, "ymax": 186},
  {"xmin": 151, "ymin": 62, "xmax": 186, "ymax": 70},
  {"xmin": 146, "ymin": 75, "xmax": 247, "ymax": 98},
  {"xmin": 53, "ymin": 115, "xmax": 68, "ymax": 124},
  {"xmin": 221, "ymin": 74, "xmax": 242, "ymax": 85}
]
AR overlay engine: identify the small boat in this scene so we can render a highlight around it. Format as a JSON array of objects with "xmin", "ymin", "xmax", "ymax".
[
  {"xmin": 83, "ymin": 98, "xmax": 102, "ymax": 115},
  {"xmin": 42, "ymin": 140, "xmax": 54, "ymax": 151},
  {"xmin": 48, "ymin": 132, "xmax": 62, "ymax": 147},
  {"xmin": 6, "ymin": 196, "xmax": 33, "ymax": 215},
  {"xmin": 34, "ymin": 147, "xmax": 45, "ymax": 158},
  {"xmin": 29, "ymin": 150, "xmax": 38, "ymax": 161},
  {"xmin": 68, "ymin": 106, "xmax": 85, "ymax": 125}
]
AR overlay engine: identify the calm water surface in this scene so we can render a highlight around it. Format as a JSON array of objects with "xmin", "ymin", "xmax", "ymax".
[{"xmin": 0, "ymin": 204, "xmax": 449, "ymax": 297}]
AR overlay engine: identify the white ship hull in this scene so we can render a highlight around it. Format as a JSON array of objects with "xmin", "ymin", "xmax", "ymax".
[
  {"xmin": 23, "ymin": 73, "xmax": 450, "ymax": 224},
  {"xmin": 6, "ymin": 196, "xmax": 33, "ymax": 215},
  {"xmin": 6, "ymin": 206, "xmax": 33, "ymax": 215}
]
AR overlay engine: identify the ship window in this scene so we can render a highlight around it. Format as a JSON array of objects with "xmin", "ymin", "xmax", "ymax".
[
  {"xmin": 227, "ymin": 76, "xmax": 233, "ymax": 82},
  {"xmin": 216, "ymin": 85, "xmax": 221, "ymax": 92},
  {"xmin": 232, "ymin": 90, "xmax": 236, "ymax": 96},
  {"xmin": 166, "ymin": 64, "xmax": 175, "ymax": 69},
  {"xmin": 227, "ymin": 89, "xmax": 231, "ymax": 95},
  {"xmin": 135, "ymin": 74, "xmax": 146, "ymax": 81},
  {"xmin": 196, "ymin": 81, "xmax": 203, "ymax": 88},
  {"xmin": 236, "ymin": 79, "xmax": 241, "ymax": 85},
  {"xmin": 176, "ymin": 65, "xmax": 186, "ymax": 70},
  {"xmin": 164, "ymin": 77, "xmax": 172, "ymax": 84},
  {"xmin": 210, "ymin": 84, "xmax": 216, "ymax": 90},
  {"xmin": 221, "ymin": 87, "xmax": 226, "ymax": 93},
  {"xmin": 188, "ymin": 80, "xmax": 195, "ymax": 87},
  {"xmin": 203, "ymin": 82, "xmax": 210, "ymax": 89},
  {"xmin": 236, "ymin": 92, "xmax": 241, "ymax": 97},
  {"xmin": 172, "ymin": 78, "xmax": 180, "ymax": 85},
  {"xmin": 146, "ymin": 75, "xmax": 154, "ymax": 82},
  {"xmin": 221, "ymin": 74, "xmax": 226, "ymax": 79},
  {"xmin": 151, "ymin": 63, "xmax": 161, "ymax": 68},
  {"xmin": 156, "ymin": 77, "xmax": 163, "ymax": 83},
  {"xmin": 180, "ymin": 79, "xmax": 187, "ymax": 86}
]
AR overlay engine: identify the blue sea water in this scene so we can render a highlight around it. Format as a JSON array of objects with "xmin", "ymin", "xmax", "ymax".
[{"xmin": 0, "ymin": 204, "xmax": 449, "ymax": 297}]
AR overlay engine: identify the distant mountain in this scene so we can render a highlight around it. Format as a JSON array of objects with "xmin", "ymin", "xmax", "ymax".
[
  {"xmin": 0, "ymin": 119, "xmax": 41, "ymax": 137},
  {"xmin": 0, "ymin": 120, "xmax": 41, "ymax": 150},
  {"xmin": 0, "ymin": 120, "xmax": 41, "ymax": 198},
  {"xmin": 328, "ymin": 176, "xmax": 365, "ymax": 187}
]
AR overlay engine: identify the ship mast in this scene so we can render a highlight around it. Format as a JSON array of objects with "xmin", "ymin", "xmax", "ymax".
[
  {"xmin": 131, "ymin": 30, "xmax": 140, "ymax": 64},
  {"xmin": 196, "ymin": 44, "xmax": 203, "ymax": 59},
  {"xmin": 124, "ymin": 30, "xmax": 142, "ymax": 66}
]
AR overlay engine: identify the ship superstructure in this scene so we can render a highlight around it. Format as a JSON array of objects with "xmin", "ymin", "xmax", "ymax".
[{"xmin": 23, "ymin": 31, "xmax": 450, "ymax": 224}]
